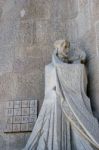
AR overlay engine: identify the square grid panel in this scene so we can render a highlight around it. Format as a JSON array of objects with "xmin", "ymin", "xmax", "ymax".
[{"xmin": 4, "ymin": 100, "xmax": 37, "ymax": 132}]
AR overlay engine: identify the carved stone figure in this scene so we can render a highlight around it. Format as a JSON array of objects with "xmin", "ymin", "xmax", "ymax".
[
  {"xmin": 54, "ymin": 39, "xmax": 86, "ymax": 64},
  {"xmin": 23, "ymin": 40, "xmax": 99, "ymax": 150},
  {"xmin": 68, "ymin": 47, "xmax": 86, "ymax": 64},
  {"xmin": 54, "ymin": 39, "xmax": 70, "ymax": 63}
]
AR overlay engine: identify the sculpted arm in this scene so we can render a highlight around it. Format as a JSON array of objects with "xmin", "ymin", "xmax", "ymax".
[{"xmin": 68, "ymin": 48, "xmax": 86, "ymax": 64}]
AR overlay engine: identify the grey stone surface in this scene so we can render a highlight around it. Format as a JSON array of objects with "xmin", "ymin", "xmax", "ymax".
[
  {"xmin": 24, "ymin": 52, "xmax": 99, "ymax": 150},
  {"xmin": 4, "ymin": 100, "xmax": 37, "ymax": 133},
  {"xmin": 0, "ymin": 0, "xmax": 99, "ymax": 149}
]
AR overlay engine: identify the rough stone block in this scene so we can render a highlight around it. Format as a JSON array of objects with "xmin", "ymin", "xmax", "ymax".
[
  {"xmin": 4, "ymin": 100, "xmax": 37, "ymax": 134},
  {"xmin": 22, "ymin": 100, "xmax": 30, "ymax": 108},
  {"xmin": 78, "ymin": 0, "xmax": 89, "ymax": 10},
  {"xmin": 0, "ymin": 46, "xmax": 13, "ymax": 73},
  {"xmin": 22, "ymin": 108, "xmax": 29, "ymax": 116},
  {"xmin": 5, "ymin": 109, "xmax": 13, "ymax": 116},
  {"xmin": 41, "ymin": 45, "xmax": 53, "ymax": 65},
  {"xmin": 13, "ymin": 124, "xmax": 20, "ymax": 132},
  {"xmin": 21, "ymin": 116, "xmax": 29, "ymax": 123},
  {"xmin": 76, "ymin": 3, "xmax": 91, "ymax": 38},
  {"xmin": 5, "ymin": 117, "xmax": 13, "ymax": 124},
  {"xmin": 18, "ymin": 0, "xmax": 36, "ymax": 20},
  {"xmin": 5, "ymin": 124, "xmax": 12, "ymax": 132},
  {"xmin": 21, "ymin": 123, "xmax": 28, "ymax": 131},
  {"xmin": 14, "ymin": 101, "xmax": 21, "ymax": 108},
  {"xmin": 13, "ymin": 116, "xmax": 21, "ymax": 124},
  {"xmin": 93, "ymin": 0, "xmax": 99, "ymax": 20},
  {"xmin": 25, "ymin": 0, "xmax": 51, "ymax": 19},
  {"xmin": 28, "ymin": 123, "xmax": 34, "ymax": 131},
  {"xmin": 12, "ymin": 71, "xmax": 44, "ymax": 101},
  {"xmin": 4, "ymin": 133, "xmax": 30, "ymax": 150},
  {"xmin": 35, "ymin": 0, "xmax": 51, "ymax": 19},
  {"xmin": 95, "ymin": 21, "xmax": 99, "ymax": 53},
  {"xmin": 0, "ymin": 73, "xmax": 18, "ymax": 101},
  {"xmin": 36, "ymin": 20, "xmax": 50, "ymax": 44},
  {"xmin": 13, "ymin": 57, "xmax": 44, "ymax": 74},
  {"xmin": 55, "ymin": 0, "xmax": 78, "ymax": 19},
  {"xmin": 29, "ymin": 115, "xmax": 37, "ymax": 123},
  {"xmin": 30, "ymin": 100, "xmax": 37, "ymax": 107},
  {"xmin": 14, "ymin": 46, "xmax": 43, "ymax": 61},
  {"xmin": 17, "ymin": 19, "xmax": 36, "ymax": 46},
  {"xmin": 6, "ymin": 101, "xmax": 13, "ymax": 109},
  {"xmin": 25, "ymin": 46, "xmax": 43, "ymax": 58},
  {"xmin": 0, "ymin": 21, "xmax": 17, "ymax": 46},
  {"xmin": 30, "ymin": 107, "xmax": 37, "ymax": 115},
  {"xmin": 14, "ymin": 108, "xmax": 21, "ymax": 116}
]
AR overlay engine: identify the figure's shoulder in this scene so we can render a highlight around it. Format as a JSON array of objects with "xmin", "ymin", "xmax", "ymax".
[
  {"xmin": 45, "ymin": 63, "xmax": 54, "ymax": 70},
  {"xmin": 68, "ymin": 48, "xmax": 86, "ymax": 64},
  {"xmin": 78, "ymin": 48, "xmax": 86, "ymax": 57},
  {"xmin": 45, "ymin": 63, "xmax": 55, "ymax": 74}
]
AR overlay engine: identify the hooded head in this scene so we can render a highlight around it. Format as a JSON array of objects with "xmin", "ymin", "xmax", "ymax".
[{"xmin": 54, "ymin": 39, "xmax": 70, "ymax": 59}]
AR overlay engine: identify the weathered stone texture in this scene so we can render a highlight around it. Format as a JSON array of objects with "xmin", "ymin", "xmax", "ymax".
[{"xmin": 0, "ymin": 0, "xmax": 99, "ymax": 149}]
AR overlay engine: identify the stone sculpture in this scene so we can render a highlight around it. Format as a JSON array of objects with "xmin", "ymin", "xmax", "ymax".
[
  {"xmin": 23, "ymin": 40, "xmax": 99, "ymax": 150},
  {"xmin": 55, "ymin": 39, "xmax": 86, "ymax": 64},
  {"xmin": 54, "ymin": 39, "xmax": 70, "ymax": 63}
]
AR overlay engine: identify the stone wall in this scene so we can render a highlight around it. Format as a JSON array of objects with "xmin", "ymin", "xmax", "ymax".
[{"xmin": 0, "ymin": 0, "xmax": 99, "ymax": 149}]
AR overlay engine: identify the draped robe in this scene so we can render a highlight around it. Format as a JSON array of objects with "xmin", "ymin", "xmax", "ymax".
[{"xmin": 23, "ymin": 53, "xmax": 99, "ymax": 150}]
